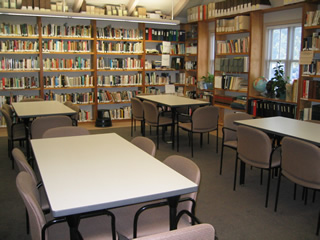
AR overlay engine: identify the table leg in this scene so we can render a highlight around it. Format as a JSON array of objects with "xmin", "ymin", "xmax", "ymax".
[
  {"xmin": 67, "ymin": 215, "xmax": 83, "ymax": 240},
  {"xmin": 240, "ymin": 161, "xmax": 246, "ymax": 185},
  {"xmin": 23, "ymin": 119, "xmax": 30, "ymax": 161},
  {"xmin": 171, "ymin": 108, "xmax": 176, "ymax": 150},
  {"xmin": 167, "ymin": 195, "xmax": 180, "ymax": 230}
]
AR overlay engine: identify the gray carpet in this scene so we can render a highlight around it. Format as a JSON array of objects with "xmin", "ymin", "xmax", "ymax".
[{"xmin": 1, "ymin": 126, "xmax": 319, "ymax": 240}]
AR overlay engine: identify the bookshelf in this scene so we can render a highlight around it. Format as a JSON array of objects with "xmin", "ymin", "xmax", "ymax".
[{"xmin": 298, "ymin": 2, "xmax": 320, "ymax": 121}]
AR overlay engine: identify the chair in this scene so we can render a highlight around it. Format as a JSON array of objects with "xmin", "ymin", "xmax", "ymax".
[
  {"xmin": 112, "ymin": 155, "xmax": 201, "ymax": 239},
  {"xmin": 133, "ymin": 223, "xmax": 215, "ymax": 240},
  {"xmin": 177, "ymin": 105, "xmax": 219, "ymax": 157},
  {"xmin": 274, "ymin": 137, "xmax": 320, "ymax": 235},
  {"xmin": 30, "ymin": 115, "xmax": 73, "ymax": 139},
  {"xmin": 20, "ymin": 97, "xmax": 44, "ymax": 102},
  {"xmin": 220, "ymin": 112, "xmax": 252, "ymax": 175},
  {"xmin": 131, "ymin": 97, "xmax": 145, "ymax": 137},
  {"xmin": 42, "ymin": 126, "xmax": 89, "ymax": 138},
  {"xmin": 1, "ymin": 107, "xmax": 27, "ymax": 168},
  {"xmin": 234, "ymin": 125, "xmax": 281, "ymax": 208},
  {"xmin": 16, "ymin": 171, "xmax": 116, "ymax": 240},
  {"xmin": 143, "ymin": 100, "xmax": 173, "ymax": 149},
  {"xmin": 131, "ymin": 136, "xmax": 156, "ymax": 157},
  {"xmin": 64, "ymin": 101, "xmax": 80, "ymax": 126},
  {"xmin": 12, "ymin": 147, "xmax": 50, "ymax": 234}
]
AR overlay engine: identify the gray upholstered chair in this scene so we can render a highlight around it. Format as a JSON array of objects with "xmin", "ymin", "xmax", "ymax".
[
  {"xmin": 30, "ymin": 115, "xmax": 73, "ymax": 139},
  {"xmin": 177, "ymin": 105, "xmax": 219, "ymax": 157},
  {"xmin": 143, "ymin": 100, "xmax": 173, "ymax": 149},
  {"xmin": 234, "ymin": 125, "xmax": 281, "ymax": 208},
  {"xmin": 131, "ymin": 136, "xmax": 156, "ymax": 157},
  {"xmin": 274, "ymin": 137, "xmax": 320, "ymax": 235},
  {"xmin": 20, "ymin": 97, "xmax": 44, "ymax": 102},
  {"xmin": 64, "ymin": 101, "xmax": 80, "ymax": 126},
  {"xmin": 42, "ymin": 126, "xmax": 89, "ymax": 138},
  {"xmin": 12, "ymin": 148, "xmax": 49, "ymax": 234},
  {"xmin": 1, "ymin": 107, "xmax": 27, "ymax": 168},
  {"xmin": 131, "ymin": 97, "xmax": 145, "ymax": 137},
  {"xmin": 112, "ymin": 155, "xmax": 201, "ymax": 239},
  {"xmin": 220, "ymin": 112, "xmax": 252, "ymax": 175},
  {"xmin": 16, "ymin": 171, "xmax": 116, "ymax": 240},
  {"xmin": 133, "ymin": 223, "xmax": 215, "ymax": 240}
]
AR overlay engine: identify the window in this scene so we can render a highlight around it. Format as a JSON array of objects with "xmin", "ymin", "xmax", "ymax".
[
  {"xmin": 209, "ymin": 31, "xmax": 215, "ymax": 74},
  {"xmin": 265, "ymin": 23, "xmax": 301, "ymax": 81}
]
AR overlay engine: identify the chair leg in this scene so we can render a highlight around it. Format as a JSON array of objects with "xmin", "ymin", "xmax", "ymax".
[
  {"xmin": 313, "ymin": 190, "xmax": 317, "ymax": 203},
  {"xmin": 131, "ymin": 117, "xmax": 133, "ymax": 137},
  {"xmin": 220, "ymin": 145, "xmax": 224, "ymax": 175},
  {"xmin": 177, "ymin": 126, "xmax": 180, "ymax": 152},
  {"xmin": 317, "ymin": 210, "xmax": 320, "ymax": 236},
  {"xmin": 304, "ymin": 188, "xmax": 309, "ymax": 205},
  {"xmin": 274, "ymin": 169, "xmax": 282, "ymax": 212},
  {"xmin": 156, "ymin": 126, "xmax": 159, "ymax": 149},
  {"xmin": 26, "ymin": 208, "xmax": 29, "ymax": 234},
  {"xmin": 294, "ymin": 183, "xmax": 297, "ymax": 200},
  {"xmin": 233, "ymin": 153, "xmax": 239, "ymax": 191},
  {"xmin": 260, "ymin": 169, "xmax": 263, "ymax": 185},
  {"xmin": 207, "ymin": 132, "xmax": 209, "ymax": 144},
  {"xmin": 200, "ymin": 133, "xmax": 203, "ymax": 148},
  {"xmin": 265, "ymin": 169, "xmax": 272, "ymax": 208},
  {"xmin": 191, "ymin": 132, "xmax": 193, "ymax": 158},
  {"xmin": 216, "ymin": 129, "xmax": 219, "ymax": 154}
]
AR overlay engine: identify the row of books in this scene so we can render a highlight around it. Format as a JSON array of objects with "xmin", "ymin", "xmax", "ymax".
[
  {"xmin": 187, "ymin": 0, "xmax": 271, "ymax": 22},
  {"xmin": 171, "ymin": 57, "xmax": 185, "ymax": 70},
  {"xmin": 145, "ymin": 73, "xmax": 171, "ymax": 85},
  {"xmin": 19, "ymin": 0, "xmax": 51, "ymax": 11},
  {"xmin": 43, "ymin": 74, "xmax": 94, "ymax": 88},
  {"xmin": 79, "ymin": 109, "xmax": 92, "ymax": 122},
  {"xmin": 302, "ymin": 60, "xmax": 320, "ymax": 75},
  {"xmin": 302, "ymin": 80, "xmax": 320, "ymax": 99},
  {"xmin": 305, "ymin": 10, "xmax": 320, "ymax": 27},
  {"xmin": 0, "ymin": 23, "xmax": 38, "ymax": 37},
  {"xmin": 43, "ymin": 40, "xmax": 91, "ymax": 53},
  {"xmin": 215, "ymin": 75, "xmax": 248, "ymax": 91},
  {"xmin": 216, "ymin": 15, "xmax": 250, "ymax": 33},
  {"xmin": 1, "ymin": 76, "xmax": 38, "ymax": 89},
  {"xmin": 301, "ymin": 104, "xmax": 320, "ymax": 121},
  {"xmin": 303, "ymin": 32, "xmax": 320, "ymax": 51},
  {"xmin": 42, "ymin": 24, "xmax": 92, "ymax": 38},
  {"xmin": 248, "ymin": 99, "xmax": 297, "ymax": 118},
  {"xmin": 155, "ymin": 43, "xmax": 185, "ymax": 55},
  {"xmin": 0, "ymin": 57, "xmax": 40, "ymax": 70},
  {"xmin": 43, "ymin": 57, "xmax": 91, "ymax": 70},
  {"xmin": 96, "ymin": 27, "xmax": 143, "ymax": 40},
  {"xmin": 97, "ymin": 74, "xmax": 142, "ymax": 86},
  {"xmin": 0, "ymin": 94, "xmax": 41, "ymax": 104},
  {"xmin": 97, "ymin": 90, "xmax": 137, "ymax": 103},
  {"xmin": 44, "ymin": 91, "xmax": 94, "ymax": 104},
  {"xmin": 104, "ymin": 4, "xmax": 128, "ymax": 17},
  {"xmin": 97, "ymin": 57, "xmax": 142, "ymax": 70},
  {"xmin": 216, "ymin": 37, "xmax": 250, "ymax": 55},
  {"xmin": 109, "ymin": 106, "xmax": 131, "ymax": 120},
  {"xmin": 145, "ymin": 87, "xmax": 161, "ymax": 95},
  {"xmin": 0, "ymin": 0, "xmax": 19, "ymax": 9},
  {"xmin": 145, "ymin": 28, "xmax": 186, "ymax": 42},
  {"xmin": 186, "ymin": 44, "xmax": 197, "ymax": 55},
  {"xmin": 215, "ymin": 57, "xmax": 249, "ymax": 73},
  {"xmin": 0, "ymin": 40, "xmax": 38, "ymax": 52},
  {"xmin": 96, "ymin": 42, "xmax": 143, "ymax": 54},
  {"xmin": 185, "ymin": 61, "xmax": 197, "ymax": 70}
]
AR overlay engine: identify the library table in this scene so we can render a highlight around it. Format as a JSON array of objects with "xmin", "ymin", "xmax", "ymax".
[
  {"xmin": 137, "ymin": 95, "xmax": 210, "ymax": 149},
  {"xmin": 234, "ymin": 116, "xmax": 320, "ymax": 184},
  {"xmin": 31, "ymin": 133, "xmax": 198, "ymax": 240}
]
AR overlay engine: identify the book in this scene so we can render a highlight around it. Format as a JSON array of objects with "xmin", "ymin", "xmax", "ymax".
[{"xmin": 9, "ymin": 0, "xmax": 16, "ymax": 8}]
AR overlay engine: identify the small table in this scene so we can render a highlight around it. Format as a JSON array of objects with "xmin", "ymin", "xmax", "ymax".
[
  {"xmin": 234, "ymin": 116, "xmax": 320, "ymax": 184},
  {"xmin": 31, "ymin": 133, "xmax": 197, "ymax": 240},
  {"xmin": 137, "ymin": 95, "xmax": 210, "ymax": 149}
]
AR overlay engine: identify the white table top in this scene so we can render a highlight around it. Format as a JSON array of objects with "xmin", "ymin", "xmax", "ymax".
[
  {"xmin": 137, "ymin": 95, "xmax": 210, "ymax": 107},
  {"xmin": 12, "ymin": 101, "xmax": 76, "ymax": 119},
  {"xmin": 235, "ymin": 116, "xmax": 320, "ymax": 146},
  {"xmin": 31, "ymin": 133, "xmax": 198, "ymax": 218}
]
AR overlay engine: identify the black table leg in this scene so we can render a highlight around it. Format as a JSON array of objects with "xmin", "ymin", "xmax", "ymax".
[
  {"xmin": 240, "ymin": 161, "xmax": 246, "ymax": 185},
  {"xmin": 167, "ymin": 195, "xmax": 180, "ymax": 230},
  {"xmin": 171, "ymin": 108, "xmax": 176, "ymax": 150},
  {"xmin": 67, "ymin": 215, "xmax": 83, "ymax": 240}
]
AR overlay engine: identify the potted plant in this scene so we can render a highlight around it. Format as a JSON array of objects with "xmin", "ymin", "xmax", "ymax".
[
  {"xmin": 266, "ymin": 61, "xmax": 288, "ymax": 99},
  {"xmin": 201, "ymin": 72, "xmax": 214, "ymax": 90}
]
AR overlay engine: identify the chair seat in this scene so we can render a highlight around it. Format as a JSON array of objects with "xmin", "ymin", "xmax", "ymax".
[
  {"xmin": 223, "ymin": 140, "xmax": 237, "ymax": 149},
  {"xmin": 111, "ymin": 201, "xmax": 192, "ymax": 239},
  {"xmin": 147, "ymin": 116, "xmax": 172, "ymax": 127},
  {"xmin": 239, "ymin": 147, "xmax": 281, "ymax": 169},
  {"xmin": 179, "ymin": 122, "xmax": 217, "ymax": 133}
]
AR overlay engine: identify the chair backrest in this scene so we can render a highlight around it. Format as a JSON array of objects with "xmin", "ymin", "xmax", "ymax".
[
  {"xmin": 143, "ymin": 101, "xmax": 159, "ymax": 125},
  {"xmin": 133, "ymin": 223, "xmax": 215, "ymax": 240},
  {"xmin": 64, "ymin": 101, "xmax": 80, "ymax": 122},
  {"xmin": 237, "ymin": 125, "xmax": 272, "ymax": 168},
  {"xmin": 192, "ymin": 106, "xmax": 219, "ymax": 132},
  {"xmin": 12, "ymin": 148, "xmax": 38, "ymax": 184},
  {"xmin": 281, "ymin": 137, "xmax": 320, "ymax": 190},
  {"xmin": 223, "ymin": 112, "xmax": 252, "ymax": 141},
  {"xmin": 1, "ymin": 108, "xmax": 13, "ymax": 137},
  {"xmin": 31, "ymin": 115, "xmax": 73, "ymax": 139},
  {"xmin": 131, "ymin": 136, "xmax": 156, "ymax": 157},
  {"xmin": 16, "ymin": 172, "xmax": 45, "ymax": 240},
  {"xmin": 2, "ymin": 103, "xmax": 13, "ymax": 119},
  {"xmin": 20, "ymin": 97, "xmax": 44, "ymax": 102},
  {"xmin": 131, "ymin": 97, "xmax": 144, "ymax": 120},
  {"xmin": 163, "ymin": 155, "xmax": 201, "ymax": 212},
  {"xmin": 42, "ymin": 126, "xmax": 89, "ymax": 138}
]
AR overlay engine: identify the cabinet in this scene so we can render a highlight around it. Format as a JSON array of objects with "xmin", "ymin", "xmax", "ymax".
[{"xmin": 298, "ymin": 2, "xmax": 320, "ymax": 121}]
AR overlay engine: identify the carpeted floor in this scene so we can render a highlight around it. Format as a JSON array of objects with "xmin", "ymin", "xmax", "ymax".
[{"xmin": 1, "ymin": 126, "xmax": 319, "ymax": 240}]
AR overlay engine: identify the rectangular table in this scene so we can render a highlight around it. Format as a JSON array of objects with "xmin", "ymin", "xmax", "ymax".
[
  {"xmin": 234, "ymin": 116, "xmax": 320, "ymax": 184},
  {"xmin": 31, "ymin": 133, "xmax": 198, "ymax": 240},
  {"xmin": 137, "ymin": 95, "xmax": 210, "ymax": 149}
]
